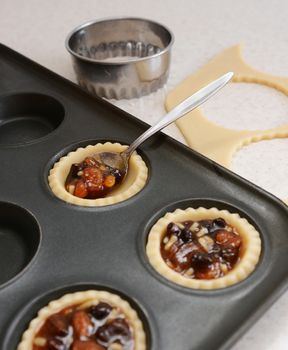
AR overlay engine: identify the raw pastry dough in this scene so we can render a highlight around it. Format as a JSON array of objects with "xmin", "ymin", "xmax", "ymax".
[
  {"xmin": 48, "ymin": 142, "xmax": 148, "ymax": 206},
  {"xmin": 146, "ymin": 207, "xmax": 261, "ymax": 290},
  {"xmin": 17, "ymin": 290, "xmax": 146, "ymax": 350},
  {"xmin": 165, "ymin": 45, "xmax": 288, "ymax": 205}
]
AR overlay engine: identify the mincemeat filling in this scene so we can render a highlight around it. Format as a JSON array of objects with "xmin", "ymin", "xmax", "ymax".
[
  {"xmin": 160, "ymin": 218, "xmax": 242, "ymax": 279},
  {"xmin": 33, "ymin": 302, "xmax": 133, "ymax": 350},
  {"xmin": 65, "ymin": 157, "xmax": 123, "ymax": 199}
]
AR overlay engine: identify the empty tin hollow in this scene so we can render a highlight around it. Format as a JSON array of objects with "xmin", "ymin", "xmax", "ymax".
[
  {"xmin": 0, "ymin": 202, "xmax": 41, "ymax": 287},
  {"xmin": 0, "ymin": 93, "xmax": 65, "ymax": 146}
]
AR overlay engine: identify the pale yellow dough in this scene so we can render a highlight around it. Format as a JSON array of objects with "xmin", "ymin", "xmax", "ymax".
[
  {"xmin": 17, "ymin": 290, "xmax": 146, "ymax": 350},
  {"xmin": 165, "ymin": 45, "xmax": 288, "ymax": 205},
  {"xmin": 48, "ymin": 142, "xmax": 148, "ymax": 207},
  {"xmin": 146, "ymin": 207, "xmax": 261, "ymax": 290}
]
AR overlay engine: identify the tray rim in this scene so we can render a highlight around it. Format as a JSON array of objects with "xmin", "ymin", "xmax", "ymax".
[{"xmin": 1, "ymin": 43, "xmax": 288, "ymax": 350}]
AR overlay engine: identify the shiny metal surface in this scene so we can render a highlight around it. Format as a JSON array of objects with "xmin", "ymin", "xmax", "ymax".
[
  {"xmin": 125, "ymin": 72, "xmax": 234, "ymax": 155},
  {"xmin": 65, "ymin": 17, "xmax": 173, "ymax": 99},
  {"xmin": 93, "ymin": 72, "xmax": 234, "ymax": 178}
]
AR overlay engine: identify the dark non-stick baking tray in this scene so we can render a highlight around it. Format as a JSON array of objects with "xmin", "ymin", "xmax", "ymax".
[{"xmin": 1, "ymin": 43, "xmax": 288, "ymax": 350}]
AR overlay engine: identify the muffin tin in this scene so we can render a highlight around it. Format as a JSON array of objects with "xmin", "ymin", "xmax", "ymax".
[{"xmin": 1, "ymin": 43, "xmax": 288, "ymax": 350}]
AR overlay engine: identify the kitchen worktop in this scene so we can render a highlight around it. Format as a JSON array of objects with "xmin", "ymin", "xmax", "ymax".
[{"xmin": 1, "ymin": 0, "xmax": 288, "ymax": 349}]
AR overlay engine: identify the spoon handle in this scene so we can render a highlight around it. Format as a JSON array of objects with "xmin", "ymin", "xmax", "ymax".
[{"xmin": 123, "ymin": 71, "xmax": 233, "ymax": 157}]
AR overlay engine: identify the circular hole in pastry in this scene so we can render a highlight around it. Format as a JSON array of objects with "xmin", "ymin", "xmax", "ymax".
[
  {"xmin": 0, "ymin": 202, "xmax": 41, "ymax": 287},
  {"xmin": 17, "ymin": 289, "xmax": 148, "ymax": 350},
  {"xmin": 0, "ymin": 93, "xmax": 64, "ymax": 146},
  {"xmin": 146, "ymin": 206, "xmax": 261, "ymax": 290},
  {"xmin": 201, "ymin": 82, "xmax": 288, "ymax": 130},
  {"xmin": 232, "ymin": 138, "xmax": 288, "ymax": 200},
  {"xmin": 48, "ymin": 142, "xmax": 149, "ymax": 207}
]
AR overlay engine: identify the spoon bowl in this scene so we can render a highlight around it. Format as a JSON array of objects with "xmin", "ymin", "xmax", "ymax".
[{"xmin": 93, "ymin": 150, "xmax": 128, "ymax": 175}]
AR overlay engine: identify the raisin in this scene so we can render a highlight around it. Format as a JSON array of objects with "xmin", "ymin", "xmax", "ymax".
[
  {"xmin": 167, "ymin": 223, "xmax": 181, "ymax": 236},
  {"xmin": 179, "ymin": 228, "xmax": 193, "ymax": 243},
  {"xmin": 213, "ymin": 218, "xmax": 226, "ymax": 228},
  {"xmin": 89, "ymin": 302, "xmax": 112, "ymax": 320},
  {"xmin": 111, "ymin": 168, "xmax": 124, "ymax": 182},
  {"xmin": 191, "ymin": 252, "xmax": 213, "ymax": 271},
  {"xmin": 72, "ymin": 340, "xmax": 105, "ymax": 350},
  {"xmin": 96, "ymin": 318, "xmax": 131, "ymax": 343},
  {"xmin": 72, "ymin": 310, "xmax": 92, "ymax": 338}
]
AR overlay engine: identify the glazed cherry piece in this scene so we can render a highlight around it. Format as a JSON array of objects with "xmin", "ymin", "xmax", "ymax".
[
  {"xmin": 65, "ymin": 156, "xmax": 124, "ymax": 199},
  {"xmin": 161, "ymin": 218, "xmax": 242, "ymax": 280},
  {"xmin": 46, "ymin": 313, "xmax": 69, "ymax": 337},
  {"xmin": 74, "ymin": 180, "xmax": 88, "ymax": 198},
  {"xmin": 72, "ymin": 310, "xmax": 92, "ymax": 338},
  {"xmin": 215, "ymin": 230, "xmax": 242, "ymax": 248}
]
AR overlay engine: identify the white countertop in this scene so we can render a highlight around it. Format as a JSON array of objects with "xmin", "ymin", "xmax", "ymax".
[{"xmin": 1, "ymin": 0, "xmax": 288, "ymax": 348}]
